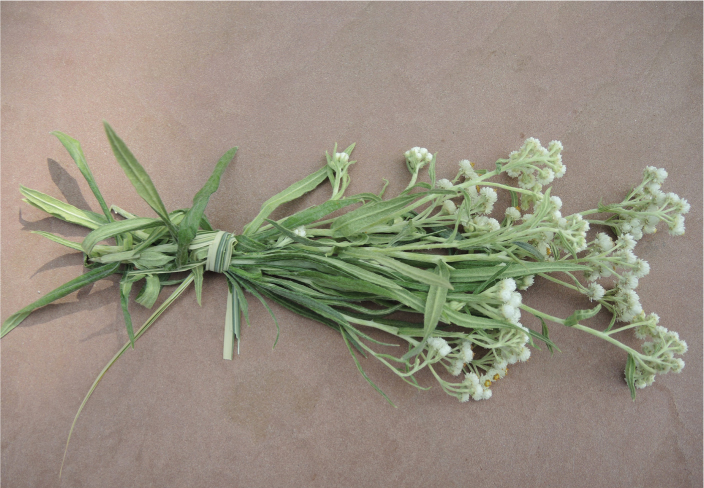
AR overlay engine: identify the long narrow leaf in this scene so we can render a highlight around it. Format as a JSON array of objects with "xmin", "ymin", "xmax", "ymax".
[
  {"xmin": 243, "ymin": 166, "xmax": 329, "ymax": 235},
  {"xmin": 51, "ymin": 131, "xmax": 113, "ymax": 222},
  {"xmin": 82, "ymin": 218, "xmax": 163, "ymax": 256},
  {"xmin": 1, "ymin": 263, "xmax": 120, "ymax": 337},
  {"xmin": 21, "ymin": 186, "xmax": 108, "ymax": 230},
  {"xmin": 176, "ymin": 146, "xmax": 238, "ymax": 266},
  {"xmin": 103, "ymin": 122, "xmax": 178, "ymax": 239}
]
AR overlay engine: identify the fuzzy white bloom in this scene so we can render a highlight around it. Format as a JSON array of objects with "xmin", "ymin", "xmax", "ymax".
[
  {"xmin": 596, "ymin": 232, "xmax": 614, "ymax": 251},
  {"xmin": 480, "ymin": 186, "xmax": 498, "ymax": 204},
  {"xmin": 442, "ymin": 200, "xmax": 458, "ymax": 215},
  {"xmin": 618, "ymin": 273, "xmax": 639, "ymax": 291},
  {"xmin": 335, "ymin": 152, "xmax": 349, "ymax": 164},
  {"xmin": 500, "ymin": 304, "xmax": 521, "ymax": 325},
  {"xmin": 498, "ymin": 278, "xmax": 517, "ymax": 302},
  {"xmin": 507, "ymin": 291, "xmax": 522, "ymax": 308},
  {"xmin": 537, "ymin": 168, "xmax": 555, "ymax": 185},
  {"xmin": 481, "ymin": 388, "xmax": 493, "ymax": 400},
  {"xmin": 427, "ymin": 337, "xmax": 452, "ymax": 357},
  {"xmin": 505, "ymin": 206, "xmax": 521, "ymax": 220},
  {"xmin": 293, "ymin": 226, "xmax": 307, "ymax": 237},
  {"xmin": 633, "ymin": 259, "xmax": 650, "ymax": 278},
  {"xmin": 518, "ymin": 346, "xmax": 531, "ymax": 362},
  {"xmin": 617, "ymin": 233, "xmax": 637, "ymax": 251},
  {"xmin": 459, "ymin": 393, "xmax": 471, "ymax": 403},
  {"xmin": 436, "ymin": 178, "xmax": 454, "ymax": 190},
  {"xmin": 460, "ymin": 341, "xmax": 474, "ymax": 363},
  {"xmin": 459, "ymin": 160, "xmax": 478, "ymax": 179},
  {"xmin": 516, "ymin": 275, "xmax": 534, "ymax": 290},
  {"xmin": 450, "ymin": 359, "xmax": 465, "ymax": 376},
  {"xmin": 669, "ymin": 214, "xmax": 685, "ymax": 236},
  {"xmin": 465, "ymin": 372, "xmax": 480, "ymax": 387},
  {"xmin": 586, "ymin": 282, "xmax": 605, "ymax": 301}
]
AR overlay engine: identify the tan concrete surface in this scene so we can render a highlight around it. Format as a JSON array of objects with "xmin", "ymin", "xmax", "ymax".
[{"xmin": 2, "ymin": 3, "xmax": 702, "ymax": 487}]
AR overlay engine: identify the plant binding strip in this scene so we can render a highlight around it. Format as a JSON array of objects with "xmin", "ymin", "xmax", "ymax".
[{"xmin": 1, "ymin": 125, "xmax": 691, "ymax": 474}]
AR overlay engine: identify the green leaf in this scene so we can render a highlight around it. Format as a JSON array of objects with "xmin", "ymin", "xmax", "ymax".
[
  {"xmin": 20, "ymin": 186, "xmax": 108, "ymax": 230},
  {"xmin": 60, "ymin": 273, "xmax": 194, "ymax": 477},
  {"xmin": 176, "ymin": 146, "xmax": 238, "ymax": 266},
  {"xmin": 264, "ymin": 219, "xmax": 326, "ymax": 247},
  {"xmin": 330, "ymin": 194, "xmax": 419, "ymax": 238},
  {"xmin": 103, "ymin": 122, "xmax": 178, "ymax": 239},
  {"xmin": 1, "ymin": 263, "xmax": 120, "ymax": 338},
  {"xmin": 135, "ymin": 274, "xmax": 161, "ymax": 309},
  {"xmin": 30, "ymin": 231, "xmax": 83, "ymax": 251},
  {"xmin": 223, "ymin": 279, "xmax": 239, "ymax": 359},
  {"xmin": 625, "ymin": 353, "xmax": 637, "ymax": 400},
  {"xmin": 343, "ymin": 248, "xmax": 453, "ymax": 290},
  {"xmin": 252, "ymin": 196, "xmax": 365, "ymax": 242},
  {"xmin": 193, "ymin": 265, "xmax": 204, "ymax": 306},
  {"xmin": 402, "ymin": 261, "xmax": 450, "ymax": 360},
  {"xmin": 473, "ymin": 264, "xmax": 512, "ymax": 295},
  {"xmin": 512, "ymin": 241, "xmax": 544, "ymax": 262},
  {"xmin": 119, "ymin": 273, "xmax": 135, "ymax": 347},
  {"xmin": 450, "ymin": 261, "xmax": 590, "ymax": 283},
  {"xmin": 563, "ymin": 304, "xmax": 602, "ymax": 327},
  {"xmin": 51, "ymin": 131, "xmax": 113, "ymax": 222},
  {"xmin": 340, "ymin": 325, "xmax": 396, "ymax": 407},
  {"xmin": 243, "ymin": 166, "xmax": 329, "ymax": 235},
  {"xmin": 82, "ymin": 218, "xmax": 163, "ymax": 256}
]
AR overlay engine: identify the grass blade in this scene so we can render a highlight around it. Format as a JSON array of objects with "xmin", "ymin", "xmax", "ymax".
[
  {"xmin": 59, "ymin": 273, "xmax": 194, "ymax": 477},
  {"xmin": 82, "ymin": 218, "xmax": 163, "ymax": 256},
  {"xmin": 103, "ymin": 122, "xmax": 178, "ymax": 240},
  {"xmin": 21, "ymin": 186, "xmax": 108, "ymax": 230},
  {"xmin": 51, "ymin": 131, "xmax": 113, "ymax": 222},
  {"xmin": 176, "ymin": 146, "xmax": 238, "ymax": 266},
  {"xmin": 1, "ymin": 263, "xmax": 120, "ymax": 338},
  {"xmin": 243, "ymin": 166, "xmax": 329, "ymax": 235}
]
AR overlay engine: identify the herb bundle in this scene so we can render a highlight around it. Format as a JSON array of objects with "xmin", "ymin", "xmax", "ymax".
[{"xmin": 3, "ymin": 123, "xmax": 689, "ymax": 414}]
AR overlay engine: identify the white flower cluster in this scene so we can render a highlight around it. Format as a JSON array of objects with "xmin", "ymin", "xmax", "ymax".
[
  {"xmin": 405, "ymin": 146, "xmax": 433, "ymax": 173},
  {"xmin": 503, "ymin": 138, "xmax": 566, "ymax": 211},
  {"xmin": 604, "ymin": 166, "xmax": 690, "ymax": 240},
  {"xmin": 327, "ymin": 151, "xmax": 352, "ymax": 172},
  {"xmin": 628, "ymin": 313, "xmax": 687, "ymax": 389}
]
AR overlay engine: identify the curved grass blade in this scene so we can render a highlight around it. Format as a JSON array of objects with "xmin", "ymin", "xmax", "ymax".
[
  {"xmin": 119, "ymin": 273, "xmax": 135, "ymax": 347},
  {"xmin": 21, "ymin": 186, "xmax": 108, "ymax": 230},
  {"xmin": 30, "ymin": 231, "xmax": 83, "ymax": 251},
  {"xmin": 59, "ymin": 273, "xmax": 194, "ymax": 477},
  {"xmin": 51, "ymin": 131, "xmax": 113, "ymax": 222},
  {"xmin": 176, "ymin": 146, "xmax": 238, "ymax": 266},
  {"xmin": 243, "ymin": 166, "xmax": 329, "ymax": 236},
  {"xmin": 82, "ymin": 218, "xmax": 163, "ymax": 256},
  {"xmin": 1, "ymin": 262, "xmax": 120, "ymax": 338},
  {"xmin": 402, "ymin": 262, "xmax": 450, "ymax": 360},
  {"xmin": 103, "ymin": 122, "xmax": 178, "ymax": 240}
]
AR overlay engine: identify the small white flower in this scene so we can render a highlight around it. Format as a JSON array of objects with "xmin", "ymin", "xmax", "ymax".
[
  {"xmin": 668, "ymin": 214, "xmax": 685, "ymax": 236},
  {"xmin": 293, "ymin": 226, "xmax": 307, "ymax": 237},
  {"xmin": 460, "ymin": 341, "xmax": 474, "ymax": 363},
  {"xmin": 442, "ymin": 200, "xmax": 458, "ymax": 215},
  {"xmin": 437, "ymin": 178, "xmax": 454, "ymax": 190},
  {"xmin": 518, "ymin": 346, "xmax": 531, "ymax": 362},
  {"xmin": 633, "ymin": 259, "xmax": 650, "ymax": 278},
  {"xmin": 459, "ymin": 160, "xmax": 478, "ymax": 179},
  {"xmin": 596, "ymin": 232, "xmax": 614, "ymax": 251},
  {"xmin": 516, "ymin": 275, "xmax": 534, "ymax": 290},
  {"xmin": 586, "ymin": 282, "xmax": 605, "ymax": 301},
  {"xmin": 617, "ymin": 233, "xmax": 636, "ymax": 251},
  {"xmin": 505, "ymin": 206, "xmax": 521, "ymax": 220},
  {"xmin": 427, "ymin": 337, "xmax": 452, "ymax": 357},
  {"xmin": 459, "ymin": 393, "xmax": 471, "ymax": 403},
  {"xmin": 450, "ymin": 359, "xmax": 465, "ymax": 376}
]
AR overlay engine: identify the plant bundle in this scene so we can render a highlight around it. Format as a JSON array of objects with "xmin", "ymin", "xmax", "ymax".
[{"xmin": 3, "ymin": 123, "xmax": 690, "ymax": 413}]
